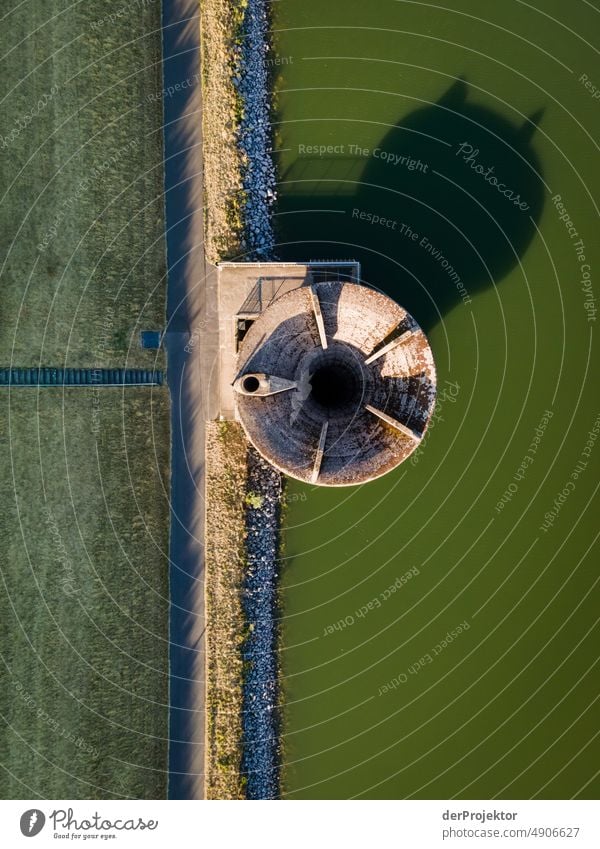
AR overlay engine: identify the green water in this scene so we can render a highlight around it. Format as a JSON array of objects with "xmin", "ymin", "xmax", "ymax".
[{"xmin": 273, "ymin": 0, "xmax": 600, "ymax": 798}]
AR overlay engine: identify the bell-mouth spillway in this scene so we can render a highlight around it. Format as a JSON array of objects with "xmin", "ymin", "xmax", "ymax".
[
  {"xmin": 232, "ymin": 279, "xmax": 437, "ymax": 486},
  {"xmin": 307, "ymin": 346, "xmax": 365, "ymax": 412}
]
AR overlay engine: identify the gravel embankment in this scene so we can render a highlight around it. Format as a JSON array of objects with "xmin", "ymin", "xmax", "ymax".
[
  {"xmin": 237, "ymin": 0, "xmax": 281, "ymax": 800},
  {"xmin": 241, "ymin": 449, "xmax": 282, "ymax": 799},
  {"xmin": 200, "ymin": 0, "xmax": 276, "ymax": 262},
  {"xmin": 237, "ymin": 0, "xmax": 276, "ymax": 258},
  {"xmin": 202, "ymin": 0, "xmax": 281, "ymax": 801}
]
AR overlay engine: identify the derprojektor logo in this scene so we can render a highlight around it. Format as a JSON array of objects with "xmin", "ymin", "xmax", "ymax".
[{"xmin": 19, "ymin": 809, "xmax": 46, "ymax": 837}]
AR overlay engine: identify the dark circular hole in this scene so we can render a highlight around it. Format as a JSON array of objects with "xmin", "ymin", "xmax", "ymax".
[
  {"xmin": 310, "ymin": 361, "xmax": 361, "ymax": 409},
  {"xmin": 243, "ymin": 376, "xmax": 260, "ymax": 393}
]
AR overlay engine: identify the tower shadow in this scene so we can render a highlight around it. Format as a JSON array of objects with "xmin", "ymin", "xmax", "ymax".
[{"xmin": 276, "ymin": 78, "xmax": 545, "ymax": 332}]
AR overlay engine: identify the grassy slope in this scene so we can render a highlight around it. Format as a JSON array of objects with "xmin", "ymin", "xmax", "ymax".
[
  {"xmin": 200, "ymin": 0, "xmax": 246, "ymax": 262},
  {"xmin": 0, "ymin": 1, "xmax": 169, "ymax": 798},
  {"xmin": 204, "ymin": 423, "xmax": 247, "ymax": 800}
]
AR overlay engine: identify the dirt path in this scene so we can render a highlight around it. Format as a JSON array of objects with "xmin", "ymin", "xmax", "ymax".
[{"xmin": 162, "ymin": 0, "xmax": 219, "ymax": 800}]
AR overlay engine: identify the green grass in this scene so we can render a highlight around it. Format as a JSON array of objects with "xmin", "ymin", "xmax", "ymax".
[
  {"xmin": 0, "ymin": 0, "xmax": 166, "ymax": 368},
  {"xmin": 0, "ymin": 389, "xmax": 170, "ymax": 798},
  {"xmin": 0, "ymin": 1, "xmax": 169, "ymax": 798}
]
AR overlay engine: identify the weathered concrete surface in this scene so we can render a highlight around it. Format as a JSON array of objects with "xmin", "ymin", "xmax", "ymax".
[
  {"xmin": 235, "ymin": 282, "xmax": 437, "ymax": 486},
  {"xmin": 217, "ymin": 261, "xmax": 361, "ymax": 418},
  {"xmin": 217, "ymin": 262, "xmax": 312, "ymax": 418}
]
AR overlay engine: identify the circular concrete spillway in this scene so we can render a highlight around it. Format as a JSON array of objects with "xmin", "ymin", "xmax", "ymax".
[{"xmin": 233, "ymin": 281, "xmax": 436, "ymax": 486}]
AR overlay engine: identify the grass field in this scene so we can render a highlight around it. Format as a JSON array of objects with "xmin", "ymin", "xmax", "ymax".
[
  {"xmin": 0, "ymin": 0, "xmax": 166, "ymax": 368},
  {"xmin": 0, "ymin": 389, "xmax": 170, "ymax": 798},
  {"xmin": 0, "ymin": 1, "xmax": 170, "ymax": 798}
]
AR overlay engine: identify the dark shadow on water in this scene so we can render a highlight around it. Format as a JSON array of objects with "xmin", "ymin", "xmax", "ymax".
[{"xmin": 276, "ymin": 78, "xmax": 545, "ymax": 332}]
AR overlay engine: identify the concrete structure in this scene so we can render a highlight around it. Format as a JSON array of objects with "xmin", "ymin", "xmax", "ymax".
[
  {"xmin": 217, "ymin": 261, "xmax": 360, "ymax": 418},
  {"xmin": 218, "ymin": 263, "xmax": 436, "ymax": 486}
]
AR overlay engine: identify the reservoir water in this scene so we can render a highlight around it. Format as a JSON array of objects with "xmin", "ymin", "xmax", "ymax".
[{"xmin": 273, "ymin": 0, "xmax": 600, "ymax": 798}]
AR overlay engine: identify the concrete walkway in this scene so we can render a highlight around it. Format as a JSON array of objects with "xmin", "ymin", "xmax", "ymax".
[{"xmin": 162, "ymin": 0, "xmax": 219, "ymax": 801}]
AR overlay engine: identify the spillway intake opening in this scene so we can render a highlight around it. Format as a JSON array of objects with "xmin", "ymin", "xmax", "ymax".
[{"xmin": 309, "ymin": 358, "xmax": 362, "ymax": 410}]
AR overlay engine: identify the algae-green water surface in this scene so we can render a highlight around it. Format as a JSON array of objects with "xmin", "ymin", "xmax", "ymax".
[{"xmin": 273, "ymin": 0, "xmax": 600, "ymax": 798}]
